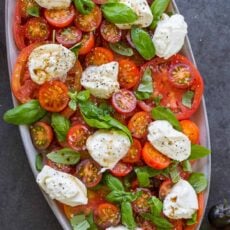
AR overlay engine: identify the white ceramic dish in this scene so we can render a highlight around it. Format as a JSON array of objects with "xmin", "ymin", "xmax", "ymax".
[{"xmin": 5, "ymin": 0, "xmax": 211, "ymax": 229}]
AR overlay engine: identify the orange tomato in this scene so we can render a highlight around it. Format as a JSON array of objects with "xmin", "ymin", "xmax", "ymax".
[{"xmin": 180, "ymin": 120, "xmax": 200, "ymax": 144}]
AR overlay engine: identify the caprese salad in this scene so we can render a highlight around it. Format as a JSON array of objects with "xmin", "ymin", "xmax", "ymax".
[{"xmin": 4, "ymin": 0, "xmax": 211, "ymax": 229}]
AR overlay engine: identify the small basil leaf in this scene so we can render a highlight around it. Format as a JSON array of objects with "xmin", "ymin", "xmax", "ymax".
[
  {"xmin": 151, "ymin": 106, "xmax": 181, "ymax": 131},
  {"xmin": 121, "ymin": 202, "xmax": 136, "ymax": 230},
  {"xmin": 182, "ymin": 91, "xmax": 195, "ymax": 108},
  {"xmin": 73, "ymin": 0, "xmax": 95, "ymax": 15},
  {"xmin": 189, "ymin": 144, "xmax": 211, "ymax": 160},
  {"xmin": 77, "ymin": 90, "xmax": 90, "ymax": 102},
  {"xmin": 3, "ymin": 100, "xmax": 47, "ymax": 125},
  {"xmin": 70, "ymin": 42, "xmax": 82, "ymax": 57},
  {"xmin": 169, "ymin": 163, "xmax": 181, "ymax": 183},
  {"xmin": 153, "ymin": 95, "xmax": 163, "ymax": 106},
  {"xmin": 143, "ymin": 213, "xmax": 173, "ymax": 229},
  {"xmin": 35, "ymin": 154, "xmax": 43, "ymax": 172},
  {"xmin": 135, "ymin": 170, "xmax": 150, "ymax": 187},
  {"xmin": 109, "ymin": 42, "xmax": 134, "ymax": 56},
  {"xmin": 27, "ymin": 6, "xmax": 40, "ymax": 17},
  {"xmin": 188, "ymin": 172, "xmax": 208, "ymax": 193},
  {"xmin": 131, "ymin": 27, "xmax": 156, "ymax": 60},
  {"xmin": 187, "ymin": 212, "xmax": 197, "ymax": 225},
  {"xmin": 71, "ymin": 215, "xmax": 86, "ymax": 226},
  {"xmin": 68, "ymin": 100, "xmax": 77, "ymax": 111},
  {"xmin": 106, "ymin": 190, "xmax": 141, "ymax": 203},
  {"xmin": 104, "ymin": 174, "xmax": 125, "ymax": 191},
  {"xmin": 182, "ymin": 160, "xmax": 192, "ymax": 172},
  {"xmin": 81, "ymin": 114, "xmax": 112, "ymax": 129},
  {"xmin": 86, "ymin": 213, "xmax": 98, "ymax": 230},
  {"xmin": 148, "ymin": 196, "xmax": 163, "ymax": 216},
  {"xmin": 47, "ymin": 148, "xmax": 80, "ymax": 165}
]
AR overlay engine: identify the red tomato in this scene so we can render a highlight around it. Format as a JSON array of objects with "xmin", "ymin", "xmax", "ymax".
[
  {"xmin": 18, "ymin": 0, "xmax": 40, "ymax": 18},
  {"xmin": 112, "ymin": 89, "xmax": 137, "ymax": 114},
  {"xmin": 79, "ymin": 32, "xmax": 95, "ymax": 55},
  {"xmin": 141, "ymin": 54, "xmax": 204, "ymax": 120},
  {"xmin": 75, "ymin": 6, "xmax": 102, "ymax": 32},
  {"xmin": 85, "ymin": 47, "xmax": 114, "ymax": 66},
  {"xmin": 30, "ymin": 122, "xmax": 53, "ymax": 150},
  {"xmin": 137, "ymin": 100, "xmax": 154, "ymax": 113},
  {"xmin": 122, "ymin": 139, "xmax": 142, "ymax": 163},
  {"xmin": 25, "ymin": 18, "xmax": 50, "ymax": 42},
  {"xmin": 118, "ymin": 59, "xmax": 140, "ymax": 89},
  {"xmin": 100, "ymin": 20, "xmax": 121, "ymax": 43},
  {"xmin": 67, "ymin": 124, "xmax": 90, "ymax": 151},
  {"xmin": 46, "ymin": 159, "xmax": 75, "ymax": 174},
  {"xmin": 44, "ymin": 5, "xmax": 76, "ymax": 28},
  {"xmin": 180, "ymin": 120, "xmax": 200, "ymax": 144},
  {"xmin": 142, "ymin": 142, "xmax": 171, "ymax": 170},
  {"xmin": 94, "ymin": 203, "xmax": 121, "ymax": 229},
  {"xmin": 110, "ymin": 162, "xmax": 133, "ymax": 177},
  {"xmin": 159, "ymin": 179, "xmax": 173, "ymax": 200},
  {"xmin": 171, "ymin": 219, "xmax": 183, "ymax": 230},
  {"xmin": 38, "ymin": 81, "xmax": 69, "ymax": 112},
  {"xmin": 56, "ymin": 27, "xmax": 82, "ymax": 48},
  {"xmin": 75, "ymin": 159, "xmax": 102, "ymax": 188},
  {"xmin": 128, "ymin": 111, "xmax": 151, "ymax": 139}
]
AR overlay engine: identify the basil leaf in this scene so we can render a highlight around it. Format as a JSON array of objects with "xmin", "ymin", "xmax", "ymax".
[
  {"xmin": 3, "ymin": 100, "xmax": 47, "ymax": 125},
  {"xmin": 109, "ymin": 42, "xmax": 134, "ymax": 56},
  {"xmin": 70, "ymin": 42, "xmax": 82, "ymax": 57},
  {"xmin": 71, "ymin": 215, "xmax": 86, "ymax": 226},
  {"xmin": 182, "ymin": 91, "xmax": 195, "ymax": 108},
  {"xmin": 102, "ymin": 3, "xmax": 138, "ymax": 24},
  {"xmin": 153, "ymin": 95, "xmax": 163, "ymax": 106},
  {"xmin": 73, "ymin": 0, "xmax": 95, "ymax": 15},
  {"xmin": 182, "ymin": 160, "xmax": 192, "ymax": 172},
  {"xmin": 188, "ymin": 172, "xmax": 208, "ymax": 193},
  {"xmin": 69, "ymin": 100, "xmax": 77, "ymax": 111},
  {"xmin": 150, "ymin": 0, "xmax": 170, "ymax": 29},
  {"xmin": 51, "ymin": 113, "xmax": 70, "ymax": 142},
  {"xmin": 27, "ymin": 6, "xmax": 40, "ymax": 17},
  {"xmin": 106, "ymin": 190, "xmax": 141, "ymax": 203},
  {"xmin": 35, "ymin": 154, "xmax": 43, "ymax": 172},
  {"xmin": 77, "ymin": 90, "xmax": 91, "ymax": 102},
  {"xmin": 47, "ymin": 148, "xmax": 80, "ymax": 165},
  {"xmin": 121, "ymin": 202, "xmax": 136, "ymax": 230},
  {"xmin": 143, "ymin": 213, "xmax": 173, "ymax": 229},
  {"xmin": 82, "ymin": 115, "xmax": 112, "ymax": 129},
  {"xmin": 86, "ymin": 213, "xmax": 98, "ymax": 230},
  {"xmin": 169, "ymin": 163, "xmax": 180, "ymax": 183},
  {"xmin": 104, "ymin": 174, "xmax": 125, "ymax": 191},
  {"xmin": 131, "ymin": 27, "xmax": 156, "ymax": 60},
  {"xmin": 187, "ymin": 212, "xmax": 197, "ymax": 225},
  {"xmin": 189, "ymin": 144, "xmax": 211, "ymax": 160},
  {"xmin": 148, "ymin": 196, "xmax": 163, "ymax": 216},
  {"xmin": 151, "ymin": 106, "xmax": 181, "ymax": 131}
]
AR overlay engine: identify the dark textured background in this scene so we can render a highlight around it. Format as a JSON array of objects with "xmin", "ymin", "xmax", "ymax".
[{"xmin": 0, "ymin": 0, "xmax": 229, "ymax": 229}]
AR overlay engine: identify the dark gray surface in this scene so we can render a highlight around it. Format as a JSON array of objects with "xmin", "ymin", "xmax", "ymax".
[{"xmin": 0, "ymin": 0, "xmax": 229, "ymax": 229}]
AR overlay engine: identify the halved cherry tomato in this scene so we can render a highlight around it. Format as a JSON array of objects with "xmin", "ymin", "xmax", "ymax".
[
  {"xmin": 180, "ymin": 120, "xmax": 200, "ymax": 144},
  {"xmin": 30, "ymin": 121, "xmax": 53, "ymax": 150},
  {"xmin": 128, "ymin": 112, "xmax": 151, "ymax": 139},
  {"xmin": 94, "ymin": 203, "xmax": 121, "ymax": 229},
  {"xmin": 25, "ymin": 18, "xmax": 50, "ymax": 42},
  {"xmin": 56, "ymin": 27, "xmax": 82, "ymax": 48},
  {"xmin": 110, "ymin": 162, "xmax": 133, "ymax": 177},
  {"xmin": 112, "ymin": 89, "xmax": 137, "ymax": 114},
  {"xmin": 67, "ymin": 124, "xmax": 90, "ymax": 151},
  {"xmin": 75, "ymin": 6, "xmax": 102, "ymax": 32},
  {"xmin": 142, "ymin": 142, "xmax": 171, "ymax": 170},
  {"xmin": 100, "ymin": 20, "xmax": 121, "ymax": 43},
  {"xmin": 18, "ymin": 0, "xmax": 40, "ymax": 18},
  {"xmin": 122, "ymin": 139, "xmax": 142, "ymax": 163},
  {"xmin": 75, "ymin": 159, "xmax": 102, "ymax": 188},
  {"xmin": 38, "ymin": 81, "xmax": 69, "ymax": 112},
  {"xmin": 46, "ymin": 159, "xmax": 75, "ymax": 174},
  {"xmin": 44, "ymin": 5, "xmax": 75, "ymax": 28},
  {"xmin": 85, "ymin": 47, "xmax": 114, "ymax": 66},
  {"xmin": 159, "ymin": 179, "xmax": 173, "ymax": 200},
  {"xmin": 118, "ymin": 59, "xmax": 140, "ymax": 89},
  {"xmin": 79, "ymin": 32, "xmax": 95, "ymax": 55},
  {"xmin": 171, "ymin": 219, "xmax": 183, "ymax": 230}
]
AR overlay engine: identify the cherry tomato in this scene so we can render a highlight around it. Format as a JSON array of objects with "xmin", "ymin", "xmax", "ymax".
[
  {"xmin": 171, "ymin": 219, "xmax": 183, "ymax": 230},
  {"xmin": 137, "ymin": 100, "xmax": 154, "ymax": 113},
  {"xmin": 46, "ymin": 159, "xmax": 75, "ymax": 174},
  {"xmin": 110, "ymin": 162, "xmax": 133, "ymax": 177},
  {"xmin": 159, "ymin": 179, "xmax": 173, "ymax": 200},
  {"xmin": 94, "ymin": 203, "xmax": 121, "ymax": 229},
  {"xmin": 118, "ymin": 59, "xmax": 140, "ymax": 89},
  {"xmin": 18, "ymin": 0, "xmax": 40, "ymax": 18},
  {"xmin": 180, "ymin": 120, "xmax": 200, "ymax": 144},
  {"xmin": 85, "ymin": 47, "xmax": 114, "ymax": 66},
  {"xmin": 122, "ymin": 139, "xmax": 142, "ymax": 163},
  {"xmin": 56, "ymin": 27, "xmax": 82, "ymax": 48},
  {"xmin": 30, "ymin": 122, "xmax": 53, "ymax": 150},
  {"xmin": 44, "ymin": 5, "xmax": 75, "ymax": 28},
  {"xmin": 79, "ymin": 32, "xmax": 95, "ymax": 55},
  {"xmin": 75, "ymin": 159, "xmax": 102, "ymax": 188},
  {"xmin": 100, "ymin": 20, "xmax": 122, "ymax": 43},
  {"xmin": 25, "ymin": 18, "xmax": 50, "ymax": 42},
  {"xmin": 75, "ymin": 6, "xmax": 102, "ymax": 32},
  {"xmin": 112, "ymin": 89, "xmax": 137, "ymax": 114},
  {"xmin": 142, "ymin": 142, "xmax": 171, "ymax": 170},
  {"xmin": 128, "ymin": 112, "xmax": 151, "ymax": 139},
  {"xmin": 67, "ymin": 124, "xmax": 90, "ymax": 151}
]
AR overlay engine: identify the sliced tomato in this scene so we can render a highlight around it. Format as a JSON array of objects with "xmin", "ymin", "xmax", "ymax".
[
  {"xmin": 180, "ymin": 120, "xmax": 200, "ymax": 144},
  {"xmin": 100, "ymin": 20, "xmax": 121, "ymax": 43},
  {"xmin": 118, "ymin": 59, "xmax": 140, "ymax": 89},
  {"xmin": 85, "ymin": 47, "xmax": 114, "ymax": 66},
  {"xmin": 110, "ymin": 162, "xmax": 133, "ymax": 177},
  {"xmin": 94, "ymin": 203, "xmax": 121, "ymax": 229},
  {"xmin": 122, "ymin": 139, "xmax": 142, "ymax": 163},
  {"xmin": 38, "ymin": 81, "xmax": 69, "ymax": 112},
  {"xmin": 75, "ymin": 159, "xmax": 102, "ymax": 188},
  {"xmin": 44, "ymin": 5, "xmax": 75, "ymax": 28},
  {"xmin": 75, "ymin": 6, "xmax": 102, "ymax": 32},
  {"xmin": 25, "ymin": 18, "xmax": 50, "ymax": 42},
  {"xmin": 142, "ymin": 142, "xmax": 171, "ymax": 170},
  {"xmin": 128, "ymin": 111, "xmax": 151, "ymax": 139},
  {"xmin": 79, "ymin": 32, "xmax": 95, "ymax": 55},
  {"xmin": 56, "ymin": 27, "xmax": 82, "ymax": 48},
  {"xmin": 46, "ymin": 159, "xmax": 75, "ymax": 174},
  {"xmin": 159, "ymin": 179, "xmax": 173, "ymax": 200},
  {"xmin": 18, "ymin": 0, "xmax": 40, "ymax": 18},
  {"xmin": 67, "ymin": 124, "xmax": 90, "ymax": 151}
]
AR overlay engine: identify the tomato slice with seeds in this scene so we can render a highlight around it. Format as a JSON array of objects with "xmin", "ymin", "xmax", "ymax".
[
  {"xmin": 38, "ymin": 81, "xmax": 69, "ymax": 112},
  {"xmin": 75, "ymin": 159, "xmax": 102, "ymax": 188},
  {"xmin": 94, "ymin": 203, "xmax": 121, "ymax": 229},
  {"xmin": 47, "ymin": 159, "xmax": 75, "ymax": 174},
  {"xmin": 79, "ymin": 32, "xmax": 95, "ymax": 55},
  {"xmin": 122, "ymin": 139, "xmax": 142, "ymax": 163},
  {"xmin": 159, "ymin": 179, "xmax": 173, "ymax": 200},
  {"xmin": 128, "ymin": 111, "xmax": 151, "ymax": 139},
  {"xmin": 44, "ymin": 5, "xmax": 75, "ymax": 28},
  {"xmin": 18, "ymin": 0, "xmax": 40, "ymax": 18},
  {"xmin": 118, "ymin": 59, "xmax": 140, "ymax": 89},
  {"xmin": 75, "ymin": 6, "xmax": 102, "ymax": 32},
  {"xmin": 110, "ymin": 161, "xmax": 133, "ymax": 177},
  {"xmin": 30, "ymin": 122, "xmax": 53, "ymax": 150},
  {"xmin": 67, "ymin": 124, "xmax": 90, "ymax": 151}
]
